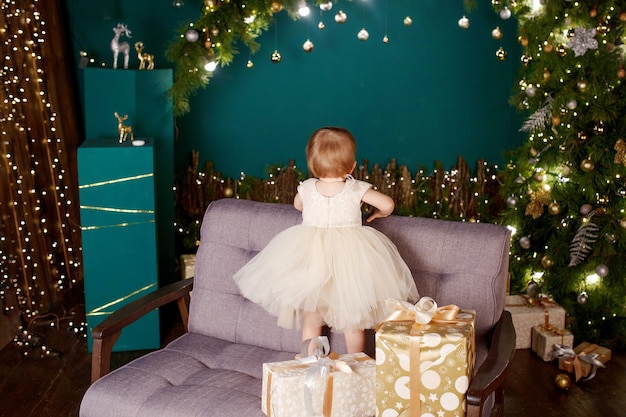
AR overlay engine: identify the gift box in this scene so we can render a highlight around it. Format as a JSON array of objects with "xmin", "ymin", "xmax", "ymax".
[
  {"xmin": 180, "ymin": 254, "xmax": 195, "ymax": 280},
  {"xmin": 505, "ymin": 295, "xmax": 566, "ymax": 349},
  {"xmin": 531, "ymin": 325, "xmax": 574, "ymax": 361},
  {"xmin": 262, "ymin": 352, "xmax": 375, "ymax": 417},
  {"xmin": 375, "ymin": 304, "xmax": 475, "ymax": 417},
  {"xmin": 557, "ymin": 342, "xmax": 611, "ymax": 381}
]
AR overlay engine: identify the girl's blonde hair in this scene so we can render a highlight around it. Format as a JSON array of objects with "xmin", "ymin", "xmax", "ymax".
[{"xmin": 305, "ymin": 127, "xmax": 356, "ymax": 178}]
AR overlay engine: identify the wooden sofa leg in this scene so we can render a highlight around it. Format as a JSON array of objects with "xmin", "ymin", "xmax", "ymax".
[{"xmin": 91, "ymin": 330, "xmax": 121, "ymax": 383}]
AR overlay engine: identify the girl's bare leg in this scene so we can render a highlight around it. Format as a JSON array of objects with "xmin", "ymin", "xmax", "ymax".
[
  {"xmin": 344, "ymin": 328, "xmax": 365, "ymax": 353},
  {"xmin": 301, "ymin": 311, "xmax": 324, "ymax": 356}
]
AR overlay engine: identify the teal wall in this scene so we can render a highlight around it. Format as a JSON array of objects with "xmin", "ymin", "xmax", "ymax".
[{"xmin": 66, "ymin": 0, "xmax": 523, "ymax": 178}]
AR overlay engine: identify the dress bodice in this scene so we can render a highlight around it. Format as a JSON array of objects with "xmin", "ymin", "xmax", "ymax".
[{"xmin": 298, "ymin": 177, "xmax": 372, "ymax": 228}]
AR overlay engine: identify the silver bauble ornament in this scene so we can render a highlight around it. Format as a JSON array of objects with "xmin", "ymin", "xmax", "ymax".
[
  {"xmin": 506, "ymin": 195, "xmax": 518, "ymax": 208},
  {"xmin": 500, "ymin": 7, "xmax": 512, "ymax": 20},
  {"xmin": 319, "ymin": 1, "xmax": 333, "ymax": 11},
  {"xmin": 595, "ymin": 264, "xmax": 609, "ymax": 277},
  {"xmin": 567, "ymin": 99, "xmax": 578, "ymax": 110},
  {"xmin": 519, "ymin": 236, "xmax": 531, "ymax": 249},
  {"xmin": 580, "ymin": 204, "xmax": 593, "ymax": 215},
  {"xmin": 357, "ymin": 28, "xmax": 369, "ymax": 41},
  {"xmin": 525, "ymin": 85, "xmax": 537, "ymax": 97},
  {"xmin": 492, "ymin": 26, "xmax": 503, "ymax": 40},
  {"xmin": 577, "ymin": 291, "xmax": 588, "ymax": 304},
  {"xmin": 334, "ymin": 10, "xmax": 347, "ymax": 23},
  {"xmin": 185, "ymin": 29, "xmax": 199, "ymax": 42},
  {"xmin": 404, "ymin": 16, "xmax": 413, "ymax": 26},
  {"xmin": 527, "ymin": 281, "xmax": 540, "ymax": 298}
]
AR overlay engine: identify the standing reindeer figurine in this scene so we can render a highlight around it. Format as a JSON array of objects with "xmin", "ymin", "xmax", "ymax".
[
  {"xmin": 114, "ymin": 112, "xmax": 134, "ymax": 143},
  {"xmin": 134, "ymin": 42, "xmax": 154, "ymax": 70},
  {"xmin": 111, "ymin": 23, "xmax": 132, "ymax": 69}
]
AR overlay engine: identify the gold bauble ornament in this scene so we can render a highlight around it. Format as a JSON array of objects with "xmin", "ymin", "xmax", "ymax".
[
  {"xmin": 404, "ymin": 16, "xmax": 413, "ymax": 26},
  {"xmin": 596, "ymin": 206, "xmax": 606, "ymax": 216},
  {"xmin": 578, "ymin": 132, "xmax": 588, "ymax": 142},
  {"xmin": 555, "ymin": 373, "xmax": 571, "ymax": 390},
  {"xmin": 619, "ymin": 218, "xmax": 626, "ymax": 229},
  {"xmin": 270, "ymin": 1, "xmax": 283, "ymax": 13},
  {"xmin": 552, "ymin": 115, "xmax": 561, "ymax": 126},
  {"xmin": 302, "ymin": 39, "xmax": 314, "ymax": 52},
  {"xmin": 543, "ymin": 69, "xmax": 551, "ymax": 82},
  {"xmin": 495, "ymin": 47, "xmax": 507, "ymax": 61},
  {"xmin": 580, "ymin": 159, "xmax": 595, "ymax": 172},
  {"xmin": 548, "ymin": 202, "xmax": 561, "ymax": 215},
  {"xmin": 597, "ymin": 21, "xmax": 609, "ymax": 35},
  {"xmin": 590, "ymin": 8, "xmax": 597, "ymax": 19},
  {"xmin": 246, "ymin": 60, "xmax": 254, "ymax": 68},
  {"xmin": 541, "ymin": 255, "xmax": 554, "ymax": 269},
  {"xmin": 577, "ymin": 80, "xmax": 588, "ymax": 92},
  {"xmin": 521, "ymin": 54, "xmax": 531, "ymax": 66},
  {"xmin": 556, "ymin": 44, "xmax": 567, "ymax": 57},
  {"xmin": 533, "ymin": 171, "xmax": 546, "ymax": 182},
  {"xmin": 318, "ymin": 21, "xmax": 325, "ymax": 30},
  {"xmin": 204, "ymin": 39, "xmax": 212, "ymax": 49},
  {"xmin": 618, "ymin": 67, "xmax": 626, "ymax": 79},
  {"xmin": 383, "ymin": 35, "xmax": 389, "ymax": 44},
  {"xmin": 211, "ymin": 27, "xmax": 220, "ymax": 36},
  {"xmin": 204, "ymin": 0, "xmax": 215, "ymax": 8},
  {"xmin": 270, "ymin": 50, "xmax": 282, "ymax": 63},
  {"xmin": 544, "ymin": 43, "xmax": 553, "ymax": 53},
  {"xmin": 519, "ymin": 36, "xmax": 529, "ymax": 47},
  {"xmin": 620, "ymin": 12, "xmax": 626, "ymax": 21},
  {"xmin": 334, "ymin": 10, "xmax": 347, "ymax": 24},
  {"xmin": 594, "ymin": 122, "xmax": 605, "ymax": 136},
  {"xmin": 223, "ymin": 187, "xmax": 234, "ymax": 198}
]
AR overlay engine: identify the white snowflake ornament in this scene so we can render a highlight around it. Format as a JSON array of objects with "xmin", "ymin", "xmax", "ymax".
[{"xmin": 568, "ymin": 27, "xmax": 598, "ymax": 57}]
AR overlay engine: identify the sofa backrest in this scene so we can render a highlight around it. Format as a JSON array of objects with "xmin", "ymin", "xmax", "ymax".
[{"xmin": 189, "ymin": 199, "xmax": 511, "ymax": 365}]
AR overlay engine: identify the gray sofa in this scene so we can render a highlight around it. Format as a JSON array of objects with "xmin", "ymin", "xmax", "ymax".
[{"xmin": 80, "ymin": 198, "xmax": 514, "ymax": 417}]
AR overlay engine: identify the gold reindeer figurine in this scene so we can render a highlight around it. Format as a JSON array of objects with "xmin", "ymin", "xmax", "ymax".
[
  {"xmin": 114, "ymin": 112, "xmax": 134, "ymax": 143},
  {"xmin": 134, "ymin": 42, "xmax": 154, "ymax": 70}
]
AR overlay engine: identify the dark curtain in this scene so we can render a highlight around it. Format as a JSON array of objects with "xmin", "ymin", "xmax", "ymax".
[{"xmin": 0, "ymin": 0, "xmax": 83, "ymax": 346}]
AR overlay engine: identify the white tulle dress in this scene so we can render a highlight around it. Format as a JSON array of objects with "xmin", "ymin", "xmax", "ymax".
[{"xmin": 233, "ymin": 176, "xmax": 419, "ymax": 331}]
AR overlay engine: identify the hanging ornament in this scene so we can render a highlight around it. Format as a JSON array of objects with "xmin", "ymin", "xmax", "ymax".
[
  {"xmin": 580, "ymin": 204, "xmax": 593, "ymax": 215},
  {"xmin": 577, "ymin": 291, "xmax": 588, "ymax": 304},
  {"xmin": 211, "ymin": 27, "xmax": 220, "ymax": 36},
  {"xmin": 526, "ymin": 280, "xmax": 540, "ymax": 297},
  {"xmin": 595, "ymin": 264, "xmax": 609, "ymax": 278},
  {"xmin": 568, "ymin": 27, "xmax": 598, "ymax": 57},
  {"xmin": 357, "ymin": 28, "xmax": 369, "ymax": 41},
  {"xmin": 491, "ymin": 26, "xmax": 503, "ymax": 40},
  {"xmin": 246, "ymin": 59, "xmax": 254, "ymax": 68},
  {"xmin": 319, "ymin": 1, "xmax": 333, "ymax": 11},
  {"xmin": 383, "ymin": 35, "xmax": 389, "ymax": 44},
  {"xmin": 204, "ymin": 0, "xmax": 215, "ymax": 7},
  {"xmin": 271, "ymin": 1, "xmax": 283, "ymax": 13},
  {"xmin": 172, "ymin": 0, "xmax": 184, "ymax": 8},
  {"xmin": 569, "ymin": 220, "xmax": 599, "ymax": 266},
  {"xmin": 620, "ymin": 218, "xmax": 626, "ymax": 229},
  {"xmin": 543, "ymin": 68, "xmax": 551, "ymax": 82},
  {"xmin": 620, "ymin": 12, "xmax": 626, "ymax": 21},
  {"xmin": 499, "ymin": 7, "xmax": 511, "ymax": 20},
  {"xmin": 552, "ymin": 115, "xmax": 561, "ymax": 126},
  {"xmin": 614, "ymin": 138, "xmax": 626, "ymax": 166},
  {"xmin": 593, "ymin": 122, "xmax": 606, "ymax": 135},
  {"xmin": 223, "ymin": 187, "xmax": 234, "ymax": 198},
  {"xmin": 495, "ymin": 47, "xmax": 507, "ymax": 61},
  {"xmin": 519, "ymin": 236, "xmax": 531, "ymax": 249},
  {"xmin": 580, "ymin": 159, "xmax": 595, "ymax": 172},
  {"xmin": 334, "ymin": 10, "xmax": 347, "ymax": 24},
  {"xmin": 618, "ymin": 66, "xmax": 626, "ymax": 79},
  {"xmin": 204, "ymin": 39, "xmax": 212, "ymax": 49},
  {"xmin": 556, "ymin": 44, "xmax": 567, "ymax": 57},
  {"xmin": 577, "ymin": 80, "xmax": 588, "ymax": 91},
  {"xmin": 302, "ymin": 39, "xmax": 314, "ymax": 52},
  {"xmin": 458, "ymin": 16, "xmax": 470, "ymax": 29},
  {"xmin": 555, "ymin": 374, "xmax": 572, "ymax": 390},
  {"xmin": 533, "ymin": 171, "xmax": 546, "ymax": 182},
  {"xmin": 491, "ymin": 0, "xmax": 501, "ymax": 6},
  {"xmin": 548, "ymin": 201, "xmax": 561, "ymax": 215},
  {"xmin": 525, "ymin": 85, "xmax": 537, "ymax": 97},
  {"xmin": 541, "ymin": 255, "xmax": 554, "ymax": 269},
  {"xmin": 404, "ymin": 16, "xmax": 413, "ymax": 26},
  {"xmin": 521, "ymin": 54, "xmax": 532, "ymax": 66},
  {"xmin": 519, "ymin": 36, "xmax": 529, "ymax": 47},
  {"xmin": 597, "ymin": 21, "xmax": 610, "ymax": 35},
  {"xmin": 506, "ymin": 195, "xmax": 519, "ymax": 208},
  {"xmin": 589, "ymin": 6, "xmax": 597, "ymax": 18},
  {"xmin": 578, "ymin": 132, "xmax": 588, "ymax": 142},
  {"xmin": 271, "ymin": 50, "xmax": 282, "ymax": 63},
  {"xmin": 525, "ymin": 188, "xmax": 550, "ymax": 219},
  {"xmin": 544, "ymin": 43, "xmax": 554, "ymax": 53},
  {"xmin": 318, "ymin": 21, "xmax": 325, "ymax": 30},
  {"xmin": 567, "ymin": 99, "xmax": 578, "ymax": 110},
  {"xmin": 185, "ymin": 29, "xmax": 199, "ymax": 42}
]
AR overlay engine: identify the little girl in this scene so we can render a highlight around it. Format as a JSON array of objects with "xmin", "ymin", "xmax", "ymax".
[{"xmin": 233, "ymin": 127, "xmax": 419, "ymax": 353}]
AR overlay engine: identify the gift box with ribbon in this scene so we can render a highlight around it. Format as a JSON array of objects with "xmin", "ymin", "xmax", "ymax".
[
  {"xmin": 261, "ymin": 337, "xmax": 375, "ymax": 417},
  {"xmin": 530, "ymin": 310, "xmax": 574, "ymax": 361},
  {"xmin": 505, "ymin": 294, "xmax": 566, "ymax": 349},
  {"xmin": 375, "ymin": 297, "xmax": 476, "ymax": 417},
  {"xmin": 555, "ymin": 342, "xmax": 611, "ymax": 382}
]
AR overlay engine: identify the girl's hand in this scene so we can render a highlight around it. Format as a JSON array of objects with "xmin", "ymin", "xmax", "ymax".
[{"xmin": 362, "ymin": 189, "xmax": 394, "ymax": 222}]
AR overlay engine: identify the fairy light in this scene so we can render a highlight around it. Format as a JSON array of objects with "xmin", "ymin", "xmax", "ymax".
[{"xmin": 1, "ymin": 1, "xmax": 83, "ymax": 328}]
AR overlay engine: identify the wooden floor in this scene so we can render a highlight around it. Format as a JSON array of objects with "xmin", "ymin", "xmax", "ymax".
[{"xmin": 0, "ymin": 307, "xmax": 623, "ymax": 417}]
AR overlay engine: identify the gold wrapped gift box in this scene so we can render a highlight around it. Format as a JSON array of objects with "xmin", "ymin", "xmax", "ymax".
[
  {"xmin": 531, "ymin": 325, "xmax": 574, "ymax": 361},
  {"xmin": 261, "ymin": 352, "xmax": 375, "ymax": 417},
  {"xmin": 375, "ymin": 309, "xmax": 475, "ymax": 417}
]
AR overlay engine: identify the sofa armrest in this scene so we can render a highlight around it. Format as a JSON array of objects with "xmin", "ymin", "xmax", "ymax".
[
  {"xmin": 466, "ymin": 310, "xmax": 516, "ymax": 417},
  {"xmin": 90, "ymin": 278, "xmax": 194, "ymax": 383}
]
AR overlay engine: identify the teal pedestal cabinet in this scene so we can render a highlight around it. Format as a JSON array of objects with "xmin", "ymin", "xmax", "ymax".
[
  {"xmin": 78, "ymin": 139, "xmax": 160, "ymax": 352},
  {"xmin": 78, "ymin": 68, "xmax": 174, "ymax": 351}
]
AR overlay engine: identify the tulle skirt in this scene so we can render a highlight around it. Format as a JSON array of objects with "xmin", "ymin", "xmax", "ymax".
[{"xmin": 233, "ymin": 225, "xmax": 419, "ymax": 331}]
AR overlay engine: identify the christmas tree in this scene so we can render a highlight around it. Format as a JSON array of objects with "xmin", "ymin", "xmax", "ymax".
[{"xmin": 494, "ymin": 1, "xmax": 626, "ymax": 348}]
